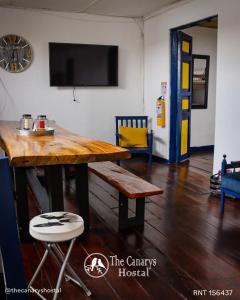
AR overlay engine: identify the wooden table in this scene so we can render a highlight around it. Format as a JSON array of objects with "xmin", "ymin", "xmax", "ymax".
[{"xmin": 0, "ymin": 121, "xmax": 130, "ymax": 239}]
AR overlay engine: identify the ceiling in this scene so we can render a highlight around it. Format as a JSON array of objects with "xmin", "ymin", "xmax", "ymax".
[{"xmin": 0, "ymin": 0, "xmax": 184, "ymax": 18}]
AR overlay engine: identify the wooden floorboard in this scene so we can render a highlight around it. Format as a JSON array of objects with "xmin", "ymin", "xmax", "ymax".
[{"xmin": 21, "ymin": 151, "xmax": 240, "ymax": 299}]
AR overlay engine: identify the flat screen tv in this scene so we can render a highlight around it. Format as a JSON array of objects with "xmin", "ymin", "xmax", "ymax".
[{"xmin": 49, "ymin": 43, "xmax": 118, "ymax": 87}]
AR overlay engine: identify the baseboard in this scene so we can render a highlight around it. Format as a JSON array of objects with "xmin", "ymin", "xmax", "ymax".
[
  {"xmin": 122, "ymin": 153, "xmax": 169, "ymax": 163},
  {"xmin": 155, "ymin": 146, "xmax": 214, "ymax": 164},
  {"xmin": 190, "ymin": 145, "xmax": 214, "ymax": 153}
]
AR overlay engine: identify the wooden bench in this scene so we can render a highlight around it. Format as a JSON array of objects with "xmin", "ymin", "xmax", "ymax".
[{"xmin": 89, "ymin": 161, "xmax": 163, "ymax": 230}]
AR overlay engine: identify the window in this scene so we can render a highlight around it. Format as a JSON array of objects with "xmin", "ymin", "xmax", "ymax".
[{"xmin": 192, "ymin": 54, "xmax": 210, "ymax": 109}]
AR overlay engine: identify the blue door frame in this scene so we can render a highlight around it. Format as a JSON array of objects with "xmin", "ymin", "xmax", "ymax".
[
  {"xmin": 169, "ymin": 30, "xmax": 178, "ymax": 163},
  {"xmin": 170, "ymin": 30, "xmax": 192, "ymax": 163},
  {"xmin": 169, "ymin": 15, "xmax": 217, "ymax": 163}
]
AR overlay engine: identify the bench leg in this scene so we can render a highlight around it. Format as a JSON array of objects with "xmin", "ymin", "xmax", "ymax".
[
  {"xmin": 119, "ymin": 193, "xmax": 145, "ymax": 230},
  {"xmin": 135, "ymin": 197, "xmax": 145, "ymax": 226},
  {"xmin": 119, "ymin": 193, "xmax": 129, "ymax": 230}
]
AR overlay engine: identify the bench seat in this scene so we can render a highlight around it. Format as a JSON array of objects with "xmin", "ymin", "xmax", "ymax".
[{"xmin": 89, "ymin": 161, "xmax": 163, "ymax": 230}]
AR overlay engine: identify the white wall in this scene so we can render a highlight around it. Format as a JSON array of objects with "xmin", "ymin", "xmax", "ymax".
[
  {"xmin": 0, "ymin": 7, "xmax": 144, "ymax": 144},
  {"xmin": 2, "ymin": 0, "xmax": 240, "ymax": 173},
  {"xmin": 144, "ymin": 0, "xmax": 240, "ymax": 172},
  {"xmin": 183, "ymin": 26, "xmax": 217, "ymax": 147}
]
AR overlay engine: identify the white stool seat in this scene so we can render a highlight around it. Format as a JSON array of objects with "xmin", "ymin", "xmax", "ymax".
[{"xmin": 30, "ymin": 212, "xmax": 84, "ymax": 242}]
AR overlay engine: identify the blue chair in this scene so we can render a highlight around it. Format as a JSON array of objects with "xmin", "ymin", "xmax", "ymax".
[
  {"xmin": 221, "ymin": 154, "xmax": 240, "ymax": 213},
  {"xmin": 0, "ymin": 157, "xmax": 27, "ymax": 299},
  {"xmin": 115, "ymin": 116, "xmax": 153, "ymax": 165}
]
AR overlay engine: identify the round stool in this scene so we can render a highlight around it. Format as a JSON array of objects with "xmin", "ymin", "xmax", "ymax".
[{"xmin": 28, "ymin": 211, "xmax": 91, "ymax": 299}]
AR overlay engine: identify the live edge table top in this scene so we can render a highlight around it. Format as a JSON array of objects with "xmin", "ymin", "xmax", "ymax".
[{"xmin": 0, "ymin": 121, "xmax": 131, "ymax": 167}]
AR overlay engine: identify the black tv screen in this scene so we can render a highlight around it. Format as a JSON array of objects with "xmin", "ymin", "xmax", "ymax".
[{"xmin": 49, "ymin": 43, "xmax": 118, "ymax": 87}]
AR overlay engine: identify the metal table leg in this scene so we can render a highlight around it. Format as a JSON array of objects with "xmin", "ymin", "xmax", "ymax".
[
  {"xmin": 75, "ymin": 164, "xmax": 89, "ymax": 232},
  {"xmin": 45, "ymin": 165, "xmax": 64, "ymax": 212}
]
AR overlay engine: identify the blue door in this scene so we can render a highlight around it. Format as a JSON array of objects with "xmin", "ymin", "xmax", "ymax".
[{"xmin": 176, "ymin": 31, "xmax": 193, "ymax": 162}]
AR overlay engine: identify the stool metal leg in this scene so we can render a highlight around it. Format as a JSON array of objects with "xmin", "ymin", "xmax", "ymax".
[
  {"xmin": 29, "ymin": 288, "xmax": 46, "ymax": 300},
  {"xmin": 28, "ymin": 248, "xmax": 49, "ymax": 290},
  {"xmin": 52, "ymin": 244, "xmax": 92, "ymax": 296},
  {"xmin": 53, "ymin": 238, "xmax": 76, "ymax": 300},
  {"xmin": 46, "ymin": 244, "xmax": 76, "ymax": 283},
  {"xmin": 44, "ymin": 242, "xmax": 91, "ymax": 297},
  {"xmin": 45, "ymin": 243, "xmax": 92, "ymax": 296},
  {"xmin": 29, "ymin": 240, "xmax": 91, "ymax": 299}
]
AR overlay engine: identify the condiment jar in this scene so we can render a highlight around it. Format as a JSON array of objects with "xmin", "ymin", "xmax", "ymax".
[
  {"xmin": 20, "ymin": 114, "xmax": 34, "ymax": 130},
  {"xmin": 35, "ymin": 115, "xmax": 48, "ymax": 130}
]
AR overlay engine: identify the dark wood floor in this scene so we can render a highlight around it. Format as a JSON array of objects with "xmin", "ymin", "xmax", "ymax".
[{"xmin": 22, "ymin": 151, "xmax": 240, "ymax": 300}]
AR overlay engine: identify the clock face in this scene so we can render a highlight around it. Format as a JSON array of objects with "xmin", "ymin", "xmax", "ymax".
[{"xmin": 0, "ymin": 34, "xmax": 33, "ymax": 73}]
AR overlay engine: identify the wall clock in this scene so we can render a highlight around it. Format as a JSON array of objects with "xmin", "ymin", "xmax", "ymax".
[{"xmin": 0, "ymin": 34, "xmax": 33, "ymax": 73}]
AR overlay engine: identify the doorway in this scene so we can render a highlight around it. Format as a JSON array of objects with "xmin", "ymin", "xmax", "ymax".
[{"xmin": 169, "ymin": 15, "xmax": 218, "ymax": 163}]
